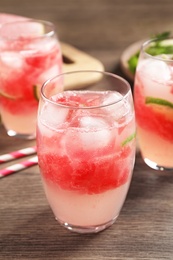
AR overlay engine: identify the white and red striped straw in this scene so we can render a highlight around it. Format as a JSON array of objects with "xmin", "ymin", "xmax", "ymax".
[
  {"xmin": 0, "ymin": 156, "xmax": 38, "ymax": 178},
  {"xmin": 0, "ymin": 146, "xmax": 37, "ymax": 164}
]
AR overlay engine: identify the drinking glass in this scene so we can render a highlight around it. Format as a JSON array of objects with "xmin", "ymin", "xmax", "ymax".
[
  {"xmin": 134, "ymin": 37, "xmax": 173, "ymax": 171},
  {"xmin": 0, "ymin": 19, "xmax": 62, "ymax": 139},
  {"xmin": 36, "ymin": 70, "xmax": 136, "ymax": 233}
]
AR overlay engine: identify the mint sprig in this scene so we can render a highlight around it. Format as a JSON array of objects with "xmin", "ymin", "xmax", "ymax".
[{"xmin": 127, "ymin": 31, "xmax": 171, "ymax": 74}]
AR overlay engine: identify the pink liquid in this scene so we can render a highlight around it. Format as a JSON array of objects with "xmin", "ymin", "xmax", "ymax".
[
  {"xmin": 43, "ymin": 180, "xmax": 130, "ymax": 226},
  {"xmin": 37, "ymin": 91, "xmax": 136, "ymax": 228},
  {"xmin": 0, "ymin": 37, "xmax": 62, "ymax": 137},
  {"xmin": 134, "ymin": 61, "xmax": 173, "ymax": 168}
]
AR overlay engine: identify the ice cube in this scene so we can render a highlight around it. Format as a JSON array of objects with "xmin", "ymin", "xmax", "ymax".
[
  {"xmin": 38, "ymin": 65, "xmax": 61, "ymax": 86},
  {"xmin": 0, "ymin": 52, "xmax": 24, "ymax": 87},
  {"xmin": 101, "ymin": 91, "xmax": 131, "ymax": 123},
  {"xmin": 141, "ymin": 58, "xmax": 171, "ymax": 82},
  {"xmin": 102, "ymin": 91, "xmax": 122, "ymax": 106},
  {"xmin": 80, "ymin": 116, "xmax": 106, "ymax": 128},
  {"xmin": 114, "ymin": 100, "xmax": 131, "ymax": 121},
  {"xmin": 0, "ymin": 51, "xmax": 23, "ymax": 69},
  {"xmin": 80, "ymin": 129, "xmax": 111, "ymax": 150},
  {"xmin": 41, "ymin": 38, "xmax": 59, "ymax": 52},
  {"xmin": 79, "ymin": 116, "xmax": 112, "ymax": 149},
  {"xmin": 38, "ymin": 117, "xmax": 67, "ymax": 156},
  {"xmin": 65, "ymin": 114, "xmax": 118, "ymax": 159},
  {"xmin": 37, "ymin": 117, "xmax": 53, "ymax": 138},
  {"xmin": 40, "ymin": 102, "xmax": 69, "ymax": 130},
  {"xmin": 27, "ymin": 38, "xmax": 58, "ymax": 52},
  {"xmin": 138, "ymin": 59, "xmax": 173, "ymax": 101}
]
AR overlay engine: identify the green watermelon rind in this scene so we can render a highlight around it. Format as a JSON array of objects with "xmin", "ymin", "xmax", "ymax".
[{"xmin": 145, "ymin": 97, "xmax": 173, "ymax": 109}]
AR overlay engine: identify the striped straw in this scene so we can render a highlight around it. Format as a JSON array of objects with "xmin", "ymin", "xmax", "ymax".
[
  {"xmin": 0, "ymin": 156, "xmax": 38, "ymax": 178},
  {"xmin": 0, "ymin": 146, "xmax": 37, "ymax": 164}
]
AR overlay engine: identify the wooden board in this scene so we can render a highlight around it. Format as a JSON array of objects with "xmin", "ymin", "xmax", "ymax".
[{"xmin": 61, "ymin": 42, "xmax": 104, "ymax": 89}]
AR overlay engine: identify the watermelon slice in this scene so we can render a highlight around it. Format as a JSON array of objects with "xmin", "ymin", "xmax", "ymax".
[
  {"xmin": 0, "ymin": 90, "xmax": 21, "ymax": 100},
  {"xmin": 145, "ymin": 96, "xmax": 173, "ymax": 109}
]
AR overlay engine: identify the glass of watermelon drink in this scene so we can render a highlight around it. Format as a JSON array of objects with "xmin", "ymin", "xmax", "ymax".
[
  {"xmin": 36, "ymin": 71, "xmax": 136, "ymax": 233},
  {"xmin": 0, "ymin": 19, "xmax": 62, "ymax": 139},
  {"xmin": 134, "ymin": 37, "xmax": 173, "ymax": 171}
]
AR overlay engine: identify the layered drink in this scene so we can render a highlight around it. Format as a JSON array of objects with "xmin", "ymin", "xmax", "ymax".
[
  {"xmin": 0, "ymin": 19, "xmax": 62, "ymax": 138},
  {"xmin": 37, "ymin": 85, "xmax": 136, "ymax": 233},
  {"xmin": 134, "ymin": 39, "xmax": 173, "ymax": 170}
]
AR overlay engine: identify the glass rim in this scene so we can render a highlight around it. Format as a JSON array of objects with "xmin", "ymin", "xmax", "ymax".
[
  {"xmin": 41, "ymin": 70, "xmax": 131, "ymax": 109},
  {"xmin": 0, "ymin": 18, "xmax": 56, "ymax": 40},
  {"xmin": 141, "ymin": 37, "xmax": 173, "ymax": 62}
]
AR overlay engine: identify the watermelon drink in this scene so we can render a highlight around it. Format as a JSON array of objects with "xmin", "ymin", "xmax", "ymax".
[
  {"xmin": 134, "ymin": 38, "xmax": 173, "ymax": 170},
  {"xmin": 0, "ymin": 19, "xmax": 62, "ymax": 139},
  {"xmin": 37, "ymin": 71, "xmax": 136, "ymax": 233}
]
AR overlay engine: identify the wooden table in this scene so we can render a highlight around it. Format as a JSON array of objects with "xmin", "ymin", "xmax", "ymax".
[{"xmin": 1, "ymin": 1, "xmax": 173, "ymax": 259}]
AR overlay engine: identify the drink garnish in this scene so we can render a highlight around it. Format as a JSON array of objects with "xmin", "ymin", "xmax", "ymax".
[
  {"xmin": 33, "ymin": 85, "xmax": 40, "ymax": 101},
  {"xmin": 145, "ymin": 97, "xmax": 173, "ymax": 109},
  {"xmin": 0, "ymin": 90, "xmax": 20, "ymax": 100},
  {"xmin": 128, "ymin": 31, "xmax": 171, "ymax": 74},
  {"xmin": 121, "ymin": 132, "xmax": 136, "ymax": 146}
]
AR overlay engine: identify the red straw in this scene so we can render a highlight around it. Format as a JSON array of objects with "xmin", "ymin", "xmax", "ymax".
[
  {"xmin": 0, "ymin": 156, "xmax": 38, "ymax": 178},
  {"xmin": 0, "ymin": 146, "xmax": 37, "ymax": 164}
]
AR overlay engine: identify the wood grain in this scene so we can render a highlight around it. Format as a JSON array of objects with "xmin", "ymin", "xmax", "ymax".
[{"xmin": 1, "ymin": 1, "xmax": 173, "ymax": 259}]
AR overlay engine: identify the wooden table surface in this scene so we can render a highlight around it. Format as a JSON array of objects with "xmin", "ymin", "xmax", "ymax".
[{"xmin": 1, "ymin": 1, "xmax": 173, "ymax": 259}]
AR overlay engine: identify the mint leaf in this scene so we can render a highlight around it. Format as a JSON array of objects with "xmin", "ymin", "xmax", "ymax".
[
  {"xmin": 128, "ymin": 52, "xmax": 139, "ymax": 74},
  {"xmin": 121, "ymin": 132, "xmax": 136, "ymax": 146},
  {"xmin": 127, "ymin": 31, "xmax": 171, "ymax": 75}
]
